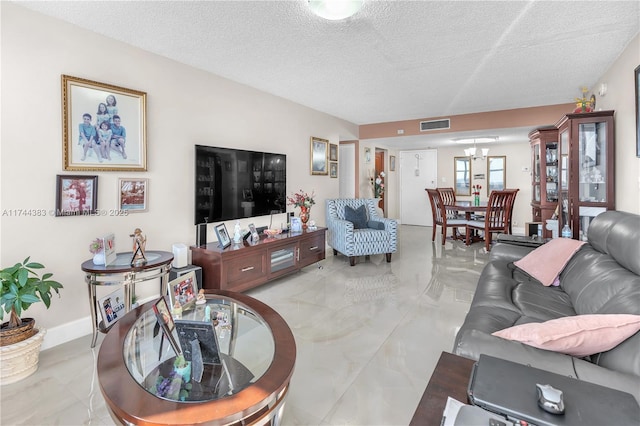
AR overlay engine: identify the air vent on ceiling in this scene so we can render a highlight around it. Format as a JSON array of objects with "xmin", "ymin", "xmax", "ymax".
[{"xmin": 420, "ymin": 119, "xmax": 450, "ymax": 132}]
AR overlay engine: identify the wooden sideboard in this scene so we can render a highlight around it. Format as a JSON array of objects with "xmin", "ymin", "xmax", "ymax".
[{"xmin": 191, "ymin": 227, "xmax": 326, "ymax": 292}]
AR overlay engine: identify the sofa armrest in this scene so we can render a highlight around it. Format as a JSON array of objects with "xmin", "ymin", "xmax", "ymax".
[
  {"xmin": 489, "ymin": 243, "xmax": 535, "ymax": 263},
  {"xmin": 368, "ymin": 217, "xmax": 397, "ymax": 233},
  {"xmin": 326, "ymin": 217, "xmax": 354, "ymax": 253}
]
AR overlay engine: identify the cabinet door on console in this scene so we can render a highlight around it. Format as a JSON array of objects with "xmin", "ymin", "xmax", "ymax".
[
  {"xmin": 299, "ymin": 232, "xmax": 326, "ymax": 267},
  {"xmin": 225, "ymin": 252, "xmax": 267, "ymax": 291}
]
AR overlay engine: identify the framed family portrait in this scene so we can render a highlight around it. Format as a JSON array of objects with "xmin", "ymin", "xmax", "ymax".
[
  {"xmin": 55, "ymin": 175, "xmax": 98, "ymax": 216},
  {"xmin": 118, "ymin": 178, "xmax": 148, "ymax": 212},
  {"xmin": 310, "ymin": 136, "xmax": 329, "ymax": 175},
  {"xmin": 62, "ymin": 75, "xmax": 147, "ymax": 171},
  {"xmin": 214, "ymin": 223, "xmax": 231, "ymax": 248},
  {"xmin": 168, "ymin": 271, "xmax": 198, "ymax": 312}
]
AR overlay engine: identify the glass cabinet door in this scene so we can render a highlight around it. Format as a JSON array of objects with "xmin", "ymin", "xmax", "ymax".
[
  {"xmin": 545, "ymin": 142, "xmax": 558, "ymax": 203},
  {"xmin": 578, "ymin": 121, "xmax": 608, "ymax": 203},
  {"xmin": 532, "ymin": 144, "xmax": 541, "ymax": 202}
]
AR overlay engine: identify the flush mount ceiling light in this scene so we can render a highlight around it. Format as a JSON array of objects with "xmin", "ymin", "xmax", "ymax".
[{"xmin": 308, "ymin": 0, "xmax": 364, "ymax": 20}]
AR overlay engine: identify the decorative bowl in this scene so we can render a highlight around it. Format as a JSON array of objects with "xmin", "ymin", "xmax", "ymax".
[{"xmin": 263, "ymin": 229, "xmax": 282, "ymax": 237}]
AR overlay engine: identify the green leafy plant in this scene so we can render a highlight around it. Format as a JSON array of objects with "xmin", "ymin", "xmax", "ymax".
[{"xmin": 0, "ymin": 257, "xmax": 63, "ymax": 328}]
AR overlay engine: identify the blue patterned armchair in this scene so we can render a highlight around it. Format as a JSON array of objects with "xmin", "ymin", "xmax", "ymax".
[{"xmin": 325, "ymin": 198, "xmax": 398, "ymax": 266}]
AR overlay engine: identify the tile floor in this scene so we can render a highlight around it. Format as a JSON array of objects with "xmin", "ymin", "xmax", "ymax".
[{"xmin": 0, "ymin": 225, "xmax": 489, "ymax": 425}]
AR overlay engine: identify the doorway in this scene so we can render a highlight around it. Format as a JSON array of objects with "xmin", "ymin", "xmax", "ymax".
[{"xmin": 399, "ymin": 150, "xmax": 437, "ymax": 226}]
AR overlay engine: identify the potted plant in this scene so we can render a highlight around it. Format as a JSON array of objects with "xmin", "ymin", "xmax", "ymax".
[{"xmin": 0, "ymin": 257, "xmax": 63, "ymax": 384}]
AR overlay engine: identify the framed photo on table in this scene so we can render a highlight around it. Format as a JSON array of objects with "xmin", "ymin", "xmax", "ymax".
[
  {"xmin": 55, "ymin": 175, "xmax": 98, "ymax": 216},
  {"xmin": 152, "ymin": 297, "xmax": 181, "ymax": 356},
  {"xmin": 310, "ymin": 136, "xmax": 329, "ymax": 175},
  {"xmin": 62, "ymin": 75, "xmax": 147, "ymax": 171},
  {"xmin": 168, "ymin": 271, "xmax": 198, "ymax": 312},
  {"xmin": 118, "ymin": 178, "xmax": 148, "ymax": 212},
  {"xmin": 214, "ymin": 223, "xmax": 231, "ymax": 248}
]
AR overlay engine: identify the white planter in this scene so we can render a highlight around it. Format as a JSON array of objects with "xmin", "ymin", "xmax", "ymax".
[{"xmin": 0, "ymin": 328, "xmax": 46, "ymax": 385}]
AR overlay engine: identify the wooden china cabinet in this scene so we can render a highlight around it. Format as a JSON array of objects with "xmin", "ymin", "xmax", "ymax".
[
  {"xmin": 555, "ymin": 110, "xmax": 615, "ymax": 240},
  {"xmin": 530, "ymin": 110, "xmax": 615, "ymax": 240},
  {"xmin": 529, "ymin": 127, "xmax": 560, "ymax": 238}
]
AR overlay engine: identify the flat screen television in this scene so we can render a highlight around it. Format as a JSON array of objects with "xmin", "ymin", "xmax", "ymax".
[{"xmin": 195, "ymin": 145, "xmax": 286, "ymax": 224}]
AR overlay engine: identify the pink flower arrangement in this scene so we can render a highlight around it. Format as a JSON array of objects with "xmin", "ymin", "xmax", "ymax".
[
  {"xmin": 287, "ymin": 189, "xmax": 316, "ymax": 209},
  {"xmin": 89, "ymin": 238, "xmax": 103, "ymax": 254},
  {"xmin": 472, "ymin": 184, "xmax": 482, "ymax": 196}
]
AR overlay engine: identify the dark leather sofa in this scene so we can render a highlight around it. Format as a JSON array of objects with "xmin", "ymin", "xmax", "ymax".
[{"xmin": 453, "ymin": 210, "xmax": 640, "ymax": 402}]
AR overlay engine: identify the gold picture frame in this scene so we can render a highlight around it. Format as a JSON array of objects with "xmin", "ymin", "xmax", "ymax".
[
  {"xmin": 62, "ymin": 75, "xmax": 147, "ymax": 171},
  {"xmin": 329, "ymin": 143, "xmax": 338, "ymax": 161},
  {"xmin": 310, "ymin": 136, "xmax": 329, "ymax": 175},
  {"xmin": 329, "ymin": 162, "xmax": 338, "ymax": 178}
]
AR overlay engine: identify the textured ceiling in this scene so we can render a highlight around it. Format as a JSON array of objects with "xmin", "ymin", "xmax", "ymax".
[{"xmin": 17, "ymin": 1, "xmax": 640, "ymax": 148}]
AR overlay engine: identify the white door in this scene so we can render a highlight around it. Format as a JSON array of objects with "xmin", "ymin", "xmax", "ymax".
[
  {"xmin": 339, "ymin": 144, "xmax": 356, "ymax": 198},
  {"xmin": 400, "ymin": 150, "xmax": 438, "ymax": 226}
]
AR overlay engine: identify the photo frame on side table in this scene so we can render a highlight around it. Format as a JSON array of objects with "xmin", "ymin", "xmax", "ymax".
[
  {"xmin": 99, "ymin": 287, "xmax": 126, "ymax": 328},
  {"xmin": 55, "ymin": 175, "xmax": 98, "ymax": 216},
  {"xmin": 310, "ymin": 136, "xmax": 329, "ymax": 175},
  {"xmin": 214, "ymin": 223, "xmax": 231, "ymax": 249},
  {"xmin": 62, "ymin": 75, "xmax": 147, "ymax": 171},
  {"xmin": 168, "ymin": 271, "xmax": 198, "ymax": 312},
  {"xmin": 118, "ymin": 178, "xmax": 148, "ymax": 212},
  {"xmin": 152, "ymin": 297, "xmax": 181, "ymax": 357},
  {"xmin": 248, "ymin": 223, "xmax": 260, "ymax": 243}
]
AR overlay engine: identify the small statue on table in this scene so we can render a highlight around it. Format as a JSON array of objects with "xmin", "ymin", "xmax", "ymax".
[
  {"xmin": 130, "ymin": 228, "xmax": 147, "ymax": 266},
  {"xmin": 196, "ymin": 289, "xmax": 207, "ymax": 305}
]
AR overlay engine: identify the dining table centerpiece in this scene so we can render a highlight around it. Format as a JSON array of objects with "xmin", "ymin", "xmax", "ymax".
[
  {"xmin": 287, "ymin": 189, "xmax": 315, "ymax": 229},
  {"xmin": 472, "ymin": 184, "xmax": 482, "ymax": 206}
]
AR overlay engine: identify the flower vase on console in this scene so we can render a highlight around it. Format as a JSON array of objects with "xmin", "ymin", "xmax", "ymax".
[
  {"xmin": 474, "ymin": 195, "xmax": 480, "ymax": 206},
  {"xmin": 287, "ymin": 189, "xmax": 315, "ymax": 231},
  {"xmin": 299, "ymin": 206, "xmax": 310, "ymax": 230}
]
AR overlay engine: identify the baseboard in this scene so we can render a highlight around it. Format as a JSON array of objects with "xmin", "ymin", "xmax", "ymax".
[{"xmin": 40, "ymin": 295, "xmax": 158, "ymax": 351}]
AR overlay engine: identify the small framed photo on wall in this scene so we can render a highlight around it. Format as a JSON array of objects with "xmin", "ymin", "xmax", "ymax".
[
  {"xmin": 329, "ymin": 143, "xmax": 338, "ymax": 161},
  {"xmin": 390, "ymin": 155, "xmax": 396, "ymax": 171},
  {"xmin": 118, "ymin": 178, "xmax": 148, "ymax": 212},
  {"xmin": 55, "ymin": 175, "xmax": 98, "ymax": 216},
  {"xmin": 330, "ymin": 162, "xmax": 338, "ymax": 178}
]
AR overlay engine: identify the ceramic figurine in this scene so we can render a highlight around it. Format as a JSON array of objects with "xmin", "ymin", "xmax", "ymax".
[
  {"xmin": 196, "ymin": 289, "xmax": 206, "ymax": 305},
  {"xmin": 233, "ymin": 221, "xmax": 242, "ymax": 243},
  {"xmin": 130, "ymin": 228, "xmax": 147, "ymax": 266}
]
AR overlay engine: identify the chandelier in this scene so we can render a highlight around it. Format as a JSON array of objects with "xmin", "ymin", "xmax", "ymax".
[{"xmin": 455, "ymin": 137, "xmax": 497, "ymax": 160}]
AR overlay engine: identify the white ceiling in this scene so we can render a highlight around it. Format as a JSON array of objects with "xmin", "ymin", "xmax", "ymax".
[{"xmin": 17, "ymin": 0, "xmax": 639, "ymax": 149}]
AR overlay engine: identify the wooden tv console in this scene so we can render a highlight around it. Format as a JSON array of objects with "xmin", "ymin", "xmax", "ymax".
[{"xmin": 191, "ymin": 227, "xmax": 326, "ymax": 292}]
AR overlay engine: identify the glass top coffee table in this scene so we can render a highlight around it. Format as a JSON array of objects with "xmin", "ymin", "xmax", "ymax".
[{"xmin": 97, "ymin": 290, "xmax": 296, "ymax": 425}]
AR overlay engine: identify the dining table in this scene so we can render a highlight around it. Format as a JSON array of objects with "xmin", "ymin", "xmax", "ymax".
[{"xmin": 444, "ymin": 201, "xmax": 489, "ymax": 243}]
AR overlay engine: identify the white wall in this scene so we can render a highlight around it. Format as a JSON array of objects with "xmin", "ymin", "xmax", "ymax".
[
  {"xmin": 592, "ymin": 34, "xmax": 640, "ymax": 213},
  {"xmin": 0, "ymin": 3, "xmax": 357, "ymax": 348}
]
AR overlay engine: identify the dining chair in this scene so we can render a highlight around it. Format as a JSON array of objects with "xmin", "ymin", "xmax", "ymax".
[
  {"xmin": 437, "ymin": 187, "xmax": 464, "ymax": 220},
  {"xmin": 426, "ymin": 189, "xmax": 468, "ymax": 245},
  {"xmin": 504, "ymin": 188, "xmax": 520, "ymax": 234},
  {"xmin": 465, "ymin": 189, "xmax": 518, "ymax": 251}
]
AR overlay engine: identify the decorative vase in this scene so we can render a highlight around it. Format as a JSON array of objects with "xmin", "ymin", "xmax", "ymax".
[
  {"xmin": 474, "ymin": 195, "xmax": 480, "ymax": 206},
  {"xmin": 299, "ymin": 206, "xmax": 310, "ymax": 230},
  {"xmin": 92, "ymin": 252, "xmax": 105, "ymax": 265}
]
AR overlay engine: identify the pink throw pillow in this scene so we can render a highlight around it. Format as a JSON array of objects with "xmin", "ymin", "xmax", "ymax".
[
  {"xmin": 513, "ymin": 238, "xmax": 586, "ymax": 286},
  {"xmin": 492, "ymin": 314, "xmax": 640, "ymax": 357}
]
